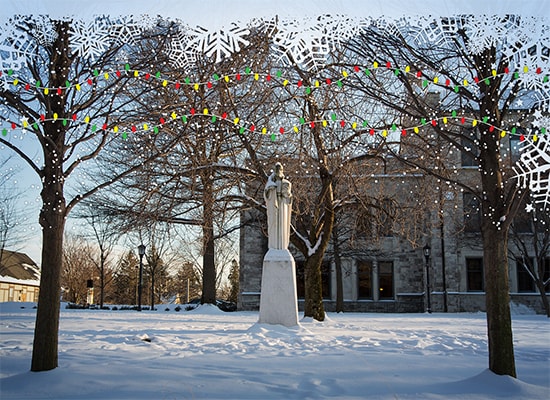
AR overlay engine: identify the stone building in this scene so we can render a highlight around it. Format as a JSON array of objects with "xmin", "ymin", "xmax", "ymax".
[{"xmin": 238, "ymin": 115, "xmax": 549, "ymax": 314}]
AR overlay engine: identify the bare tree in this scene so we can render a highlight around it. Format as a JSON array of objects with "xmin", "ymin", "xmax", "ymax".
[
  {"xmin": 0, "ymin": 17, "xmax": 180, "ymax": 371},
  {"xmin": 74, "ymin": 208, "xmax": 121, "ymax": 308},
  {"xmin": 0, "ymin": 158, "xmax": 31, "ymax": 257},
  {"xmin": 110, "ymin": 250, "xmax": 139, "ymax": 306},
  {"xmin": 227, "ymin": 258, "xmax": 239, "ymax": 304},
  {"xmin": 167, "ymin": 260, "xmax": 201, "ymax": 304},
  {"xmin": 88, "ymin": 25, "xmax": 272, "ymax": 306},
  {"xmin": 127, "ymin": 222, "xmax": 182, "ymax": 310},
  {"xmin": 342, "ymin": 16, "xmax": 545, "ymax": 376},
  {"xmin": 61, "ymin": 234, "xmax": 96, "ymax": 304},
  {"xmin": 509, "ymin": 199, "xmax": 550, "ymax": 316}
]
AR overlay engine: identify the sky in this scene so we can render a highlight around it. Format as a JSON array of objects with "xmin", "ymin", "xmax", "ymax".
[
  {"xmin": 0, "ymin": 301, "xmax": 549, "ymax": 399},
  {"xmin": 2, "ymin": 0, "xmax": 548, "ymax": 23},
  {"xmin": 0, "ymin": 0, "xmax": 550, "ymax": 22}
]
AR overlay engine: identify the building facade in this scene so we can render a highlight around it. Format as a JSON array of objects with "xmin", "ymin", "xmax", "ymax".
[
  {"xmin": 239, "ymin": 187, "xmax": 549, "ymax": 314},
  {"xmin": 238, "ymin": 122, "xmax": 549, "ymax": 314},
  {"xmin": 0, "ymin": 250, "xmax": 41, "ymax": 303}
]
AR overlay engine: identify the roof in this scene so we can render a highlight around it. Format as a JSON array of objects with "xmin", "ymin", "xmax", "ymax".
[{"xmin": 0, "ymin": 250, "xmax": 41, "ymax": 286}]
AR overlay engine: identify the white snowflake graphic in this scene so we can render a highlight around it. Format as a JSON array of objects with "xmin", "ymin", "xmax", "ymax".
[
  {"xmin": 408, "ymin": 16, "xmax": 462, "ymax": 47},
  {"xmin": 0, "ymin": 20, "xmax": 36, "ymax": 72},
  {"xmin": 272, "ymin": 17, "xmax": 331, "ymax": 71},
  {"xmin": 109, "ymin": 16, "xmax": 144, "ymax": 46},
  {"xmin": 316, "ymin": 14, "xmax": 365, "ymax": 52},
  {"xmin": 273, "ymin": 15, "xmax": 361, "ymax": 71},
  {"xmin": 505, "ymin": 16, "xmax": 550, "ymax": 91},
  {"xmin": 186, "ymin": 22, "xmax": 250, "ymax": 63},
  {"xmin": 514, "ymin": 135, "xmax": 550, "ymax": 209},
  {"xmin": 463, "ymin": 15, "xmax": 520, "ymax": 56},
  {"xmin": 531, "ymin": 87, "xmax": 550, "ymax": 112},
  {"xmin": 166, "ymin": 26, "xmax": 200, "ymax": 71},
  {"xmin": 11, "ymin": 15, "xmax": 58, "ymax": 47},
  {"xmin": 69, "ymin": 17, "xmax": 113, "ymax": 60}
]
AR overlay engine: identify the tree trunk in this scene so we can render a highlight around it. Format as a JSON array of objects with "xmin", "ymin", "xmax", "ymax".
[
  {"xmin": 201, "ymin": 176, "xmax": 216, "ymax": 304},
  {"xmin": 301, "ymin": 160, "xmax": 334, "ymax": 321},
  {"xmin": 100, "ymin": 259, "xmax": 104, "ymax": 308},
  {"xmin": 478, "ymin": 125, "xmax": 517, "ymax": 376},
  {"xmin": 31, "ymin": 174, "xmax": 66, "ymax": 371},
  {"xmin": 304, "ymin": 253, "xmax": 325, "ymax": 321},
  {"xmin": 475, "ymin": 47, "xmax": 516, "ymax": 378},
  {"xmin": 481, "ymin": 227, "xmax": 516, "ymax": 376},
  {"xmin": 334, "ymin": 255, "xmax": 344, "ymax": 313},
  {"xmin": 151, "ymin": 270, "xmax": 155, "ymax": 310},
  {"xmin": 31, "ymin": 21, "xmax": 70, "ymax": 372},
  {"xmin": 333, "ymin": 226, "xmax": 344, "ymax": 313},
  {"xmin": 535, "ymin": 280, "xmax": 550, "ymax": 317}
]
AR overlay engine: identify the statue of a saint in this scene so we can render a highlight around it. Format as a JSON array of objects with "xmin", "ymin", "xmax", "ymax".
[{"xmin": 264, "ymin": 163, "xmax": 292, "ymax": 250}]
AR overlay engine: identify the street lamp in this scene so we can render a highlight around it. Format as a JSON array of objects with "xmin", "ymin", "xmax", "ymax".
[
  {"xmin": 137, "ymin": 244, "xmax": 146, "ymax": 311},
  {"xmin": 423, "ymin": 243, "xmax": 432, "ymax": 314}
]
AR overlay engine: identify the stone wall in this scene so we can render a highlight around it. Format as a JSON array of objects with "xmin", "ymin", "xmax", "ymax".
[{"xmin": 238, "ymin": 208, "xmax": 267, "ymax": 311}]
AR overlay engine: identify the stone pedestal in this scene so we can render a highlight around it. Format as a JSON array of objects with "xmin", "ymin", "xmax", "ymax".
[{"xmin": 258, "ymin": 248, "xmax": 299, "ymax": 327}]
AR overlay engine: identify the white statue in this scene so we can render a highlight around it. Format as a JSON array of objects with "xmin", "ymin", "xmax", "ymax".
[{"xmin": 264, "ymin": 163, "xmax": 292, "ymax": 250}]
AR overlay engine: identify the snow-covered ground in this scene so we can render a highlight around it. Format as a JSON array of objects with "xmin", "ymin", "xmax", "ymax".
[{"xmin": 0, "ymin": 302, "xmax": 548, "ymax": 399}]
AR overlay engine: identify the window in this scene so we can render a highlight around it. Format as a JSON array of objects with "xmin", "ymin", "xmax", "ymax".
[
  {"xmin": 357, "ymin": 260, "xmax": 373, "ymax": 299},
  {"xmin": 517, "ymin": 258, "xmax": 535, "ymax": 292},
  {"xmin": 378, "ymin": 261, "xmax": 394, "ymax": 299},
  {"xmin": 466, "ymin": 258, "xmax": 484, "ymax": 291},
  {"xmin": 463, "ymin": 193, "xmax": 481, "ymax": 232}
]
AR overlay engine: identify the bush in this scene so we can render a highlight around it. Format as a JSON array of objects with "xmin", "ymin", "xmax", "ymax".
[{"xmin": 175, "ymin": 306, "xmax": 182, "ymax": 312}]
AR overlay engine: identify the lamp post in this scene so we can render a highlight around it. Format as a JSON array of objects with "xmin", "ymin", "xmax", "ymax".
[
  {"xmin": 137, "ymin": 244, "xmax": 146, "ymax": 311},
  {"xmin": 423, "ymin": 243, "xmax": 432, "ymax": 314}
]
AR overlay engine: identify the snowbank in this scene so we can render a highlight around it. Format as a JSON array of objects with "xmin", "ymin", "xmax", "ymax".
[{"xmin": 0, "ymin": 304, "xmax": 548, "ymax": 399}]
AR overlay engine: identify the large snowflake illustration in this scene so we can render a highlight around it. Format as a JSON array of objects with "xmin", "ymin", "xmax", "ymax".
[
  {"xmin": 69, "ymin": 17, "xmax": 113, "ymax": 60},
  {"xmin": 11, "ymin": 15, "xmax": 58, "ymax": 47},
  {"xmin": 407, "ymin": 15, "xmax": 461, "ymax": 47},
  {"xmin": 185, "ymin": 22, "xmax": 251, "ymax": 63},
  {"xmin": 505, "ymin": 16, "xmax": 550, "ymax": 91},
  {"xmin": 272, "ymin": 14, "xmax": 362, "ymax": 71},
  {"xmin": 514, "ymin": 134, "xmax": 550, "ymax": 209},
  {"xmin": 0, "ymin": 20, "xmax": 36, "ymax": 73},
  {"xmin": 165, "ymin": 26, "xmax": 200, "ymax": 71},
  {"xmin": 109, "ymin": 15, "xmax": 146, "ymax": 46},
  {"xmin": 463, "ymin": 15, "xmax": 521, "ymax": 56}
]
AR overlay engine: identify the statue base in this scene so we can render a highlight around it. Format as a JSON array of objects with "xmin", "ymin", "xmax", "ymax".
[{"xmin": 258, "ymin": 248, "xmax": 299, "ymax": 327}]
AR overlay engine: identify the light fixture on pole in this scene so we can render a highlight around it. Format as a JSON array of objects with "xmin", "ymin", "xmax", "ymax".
[
  {"xmin": 137, "ymin": 244, "xmax": 146, "ymax": 311},
  {"xmin": 423, "ymin": 243, "xmax": 432, "ymax": 314}
]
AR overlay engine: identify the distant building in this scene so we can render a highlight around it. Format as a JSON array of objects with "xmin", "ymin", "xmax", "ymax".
[{"xmin": 0, "ymin": 250, "xmax": 40, "ymax": 302}]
